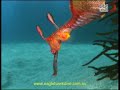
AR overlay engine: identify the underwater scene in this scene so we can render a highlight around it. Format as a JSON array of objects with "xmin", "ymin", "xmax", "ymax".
[{"xmin": 2, "ymin": 0, "xmax": 118, "ymax": 89}]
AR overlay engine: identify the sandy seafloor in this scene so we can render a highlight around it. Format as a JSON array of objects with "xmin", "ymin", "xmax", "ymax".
[{"xmin": 2, "ymin": 43, "xmax": 118, "ymax": 89}]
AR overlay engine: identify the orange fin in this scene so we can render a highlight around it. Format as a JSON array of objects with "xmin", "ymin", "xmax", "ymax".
[
  {"xmin": 47, "ymin": 13, "xmax": 59, "ymax": 29},
  {"xmin": 36, "ymin": 26, "xmax": 46, "ymax": 40}
]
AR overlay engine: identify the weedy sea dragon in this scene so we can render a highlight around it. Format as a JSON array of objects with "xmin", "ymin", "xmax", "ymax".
[{"xmin": 36, "ymin": 0, "xmax": 117, "ymax": 76}]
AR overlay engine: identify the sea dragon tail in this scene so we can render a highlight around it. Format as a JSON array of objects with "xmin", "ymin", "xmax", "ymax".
[{"xmin": 36, "ymin": 25, "xmax": 46, "ymax": 40}]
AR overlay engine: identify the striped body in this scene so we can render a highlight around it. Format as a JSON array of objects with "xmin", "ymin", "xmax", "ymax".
[{"xmin": 45, "ymin": 0, "xmax": 105, "ymax": 54}]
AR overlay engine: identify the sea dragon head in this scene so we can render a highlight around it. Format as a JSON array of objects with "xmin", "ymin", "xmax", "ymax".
[{"xmin": 36, "ymin": 13, "xmax": 65, "ymax": 54}]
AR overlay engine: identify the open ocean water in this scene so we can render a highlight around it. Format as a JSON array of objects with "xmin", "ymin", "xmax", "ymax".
[{"xmin": 2, "ymin": 1, "xmax": 118, "ymax": 89}]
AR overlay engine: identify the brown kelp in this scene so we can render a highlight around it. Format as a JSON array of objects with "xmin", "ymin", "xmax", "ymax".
[{"xmin": 82, "ymin": 0, "xmax": 118, "ymax": 81}]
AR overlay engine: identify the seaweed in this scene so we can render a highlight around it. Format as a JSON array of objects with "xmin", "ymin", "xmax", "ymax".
[
  {"xmin": 82, "ymin": 0, "xmax": 118, "ymax": 81},
  {"xmin": 82, "ymin": 38, "xmax": 118, "ymax": 66},
  {"xmin": 88, "ymin": 63, "xmax": 118, "ymax": 81}
]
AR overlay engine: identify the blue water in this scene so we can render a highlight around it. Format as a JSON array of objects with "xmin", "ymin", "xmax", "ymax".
[{"xmin": 2, "ymin": 1, "xmax": 118, "ymax": 89}]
